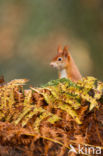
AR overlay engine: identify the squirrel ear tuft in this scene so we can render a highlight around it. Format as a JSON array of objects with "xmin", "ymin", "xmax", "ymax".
[
  {"xmin": 63, "ymin": 45, "xmax": 69, "ymax": 52},
  {"xmin": 63, "ymin": 45, "xmax": 69, "ymax": 57},
  {"xmin": 57, "ymin": 45, "xmax": 62, "ymax": 53}
]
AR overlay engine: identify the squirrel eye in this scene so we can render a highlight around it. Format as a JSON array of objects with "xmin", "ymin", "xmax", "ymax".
[{"xmin": 58, "ymin": 57, "xmax": 62, "ymax": 61}]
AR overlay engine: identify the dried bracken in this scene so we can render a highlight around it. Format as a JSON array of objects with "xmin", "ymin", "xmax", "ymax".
[{"xmin": 0, "ymin": 77, "xmax": 103, "ymax": 156}]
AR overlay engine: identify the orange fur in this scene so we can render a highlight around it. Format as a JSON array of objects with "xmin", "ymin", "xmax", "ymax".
[{"xmin": 50, "ymin": 45, "xmax": 82, "ymax": 82}]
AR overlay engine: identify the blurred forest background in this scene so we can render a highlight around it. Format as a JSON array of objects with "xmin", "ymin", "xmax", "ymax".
[{"xmin": 0, "ymin": 0, "xmax": 103, "ymax": 86}]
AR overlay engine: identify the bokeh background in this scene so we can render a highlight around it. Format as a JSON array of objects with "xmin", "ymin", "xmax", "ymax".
[{"xmin": 0, "ymin": 0, "xmax": 103, "ymax": 86}]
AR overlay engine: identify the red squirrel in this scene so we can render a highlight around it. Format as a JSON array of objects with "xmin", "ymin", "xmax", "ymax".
[{"xmin": 50, "ymin": 46, "xmax": 82, "ymax": 82}]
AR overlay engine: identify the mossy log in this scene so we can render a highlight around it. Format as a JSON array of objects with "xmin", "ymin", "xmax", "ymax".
[{"xmin": 0, "ymin": 77, "xmax": 103, "ymax": 156}]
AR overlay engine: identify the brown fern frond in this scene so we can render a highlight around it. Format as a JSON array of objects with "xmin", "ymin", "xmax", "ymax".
[{"xmin": 0, "ymin": 77, "xmax": 103, "ymax": 155}]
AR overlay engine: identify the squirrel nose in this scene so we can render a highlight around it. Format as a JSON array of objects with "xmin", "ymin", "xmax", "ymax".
[{"xmin": 50, "ymin": 62, "xmax": 54, "ymax": 67}]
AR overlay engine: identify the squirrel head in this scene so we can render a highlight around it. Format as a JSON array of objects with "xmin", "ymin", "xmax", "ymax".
[{"xmin": 50, "ymin": 45, "xmax": 70, "ymax": 70}]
